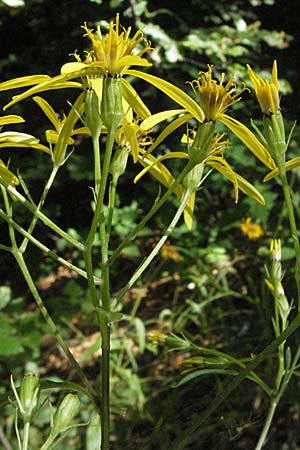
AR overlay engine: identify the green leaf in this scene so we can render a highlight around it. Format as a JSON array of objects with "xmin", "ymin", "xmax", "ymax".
[{"xmin": 177, "ymin": 368, "xmax": 239, "ymax": 386}]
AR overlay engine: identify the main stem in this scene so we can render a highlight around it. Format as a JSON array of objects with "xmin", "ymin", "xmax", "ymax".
[
  {"xmin": 84, "ymin": 127, "xmax": 115, "ymax": 450},
  {"xmin": 278, "ymin": 160, "xmax": 300, "ymax": 309}
]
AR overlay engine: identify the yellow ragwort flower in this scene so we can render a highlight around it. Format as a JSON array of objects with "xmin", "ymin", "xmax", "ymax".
[
  {"xmin": 247, "ymin": 60, "xmax": 279, "ymax": 116},
  {"xmin": 61, "ymin": 14, "xmax": 152, "ymax": 78},
  {"xmin": 240, "ymin": 217, "xmax": 264, "ymax": 240},
  {"xmin": 190, "ymin": 66, "xmax": 246, "ymax": 122}
]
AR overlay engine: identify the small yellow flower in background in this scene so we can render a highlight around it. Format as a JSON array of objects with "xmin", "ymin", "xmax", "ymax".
[
  {"xmin": 161, "ymin": 241, "xmax": 182, "ymax": 262},
  {"xmin": 247, "ymin": 60, "xmax": 279, "ymax": 116},
  {"xmin": 147, "ymin": 330, "xmax": 167, "ymax": 344},
  {"xmin": 240, "ymin": 217, "xmax": 264, "ymax": 240}
]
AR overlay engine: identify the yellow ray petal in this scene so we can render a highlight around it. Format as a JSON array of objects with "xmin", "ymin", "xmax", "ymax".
[
  {"xmin": 264, "ymin": 156, "xmax": 300, "ymax": 182},
  {"xmin": 221, "ymin": 114, "xmax": 276, "ymax": 170},
  {"xmin": 208, "ymin": 158, "xmax": 265, "ymax": 205},
  {"xmin": 141, "ymin": 109, "xmax": 186, "ymax": 131},
  {"xmin": 121, "ymin": 78, "xmax": 151, "ymax": 119},
  {"xmin": 183, "ymin": 191, "xmax": 196, "ymax": 230},
  {"xmin": 61, "ymin": 62, "xmax": 89, "ymax": 74},
  {"xmin": 0, "ymin": 132, "xmax": 39, "ymax": 144},
  {"xmin": 45, "ymin": 129, "xmax": 74, "ymax": 145},
  {"xmin": 0, "ymin": 142, "xmax": 51, "ymax": 154},
  {"xmin": 53, "ymin": 92, "xmax": 84, "ymax": 166},
  {"xmin": 144, "ymin": 113, "xmax": 191, "ymax": 156},
  {"xmin": 0, "ymin": 75, "xmax": 50, "ymax": 91},
  {"xmin": 3, "ymin": 69, "xmax": 95, "ymax": 110},
  {"xmin": 0, "ymin": 164, "xmax": 19, "ymax": 186},
  {"xmin": 33, "ymin": 96, "xmax": 60, "ymax": 130},
  {"xmin": 0, "ymin": 115, "xmax": 25, "ymax": 125},
  {"xmin": 125, "ymin": 69, "xmax": 205, "ymax": 123}
]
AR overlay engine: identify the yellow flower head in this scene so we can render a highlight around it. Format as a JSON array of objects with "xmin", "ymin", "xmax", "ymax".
[
  {"xmin": 81, "ymin": 14, "xmax": 152, "ymax": 77},
  {"xmin": 190, "ymin": 66, "xmax": 247, "ymax": 121},
  {"xmin": 240, "ymin": 217, "xmax": 264, "ymax": 240},
  {"xmin": 247, "ymin": 61, "xmax": 279, "ymax": 116}
]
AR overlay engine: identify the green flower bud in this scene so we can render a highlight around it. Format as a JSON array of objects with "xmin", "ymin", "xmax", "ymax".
[
  {"xmin": 51, "ymin": 393, "xmax": 80, "ymax": 435},
  {"xmin": 101, "ymin": 76, "xmax": 124, "ymax": 131},
  {"xmin": 263, "ymin": 111, "xmax": 286, "ymax": 164},
  {"xmin": 19, "ymin": 373, "xmax": 40, "ymax": 422},
  {"xmin": 84, "ymin": 86, "xmax": 102, "ymax": 138},
  {"xmin": 109, "ymin": 146, "xmax": 129, "ymax": 179}
]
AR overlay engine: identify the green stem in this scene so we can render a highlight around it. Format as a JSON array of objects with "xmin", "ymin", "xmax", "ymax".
[
  {"xmin": 22, "ymin": 422, "xmax": 30, "ymax": 450},
  {"xmin": 84, "ymin": 126, "xmax": 116, "ymax": 450},
  {"xmin": 0, "ymin": 177, "xmax": 84, "ymax": 251},
  {"xmin": 115, "ymin": 188, "xmax": 192, "ymax": 304},
  {"xmin": 168, "ymin": 312, "xmax": 300, "ymax": 450},
  {"xmin": 20, "ymin": 165, "xmax": 59, "ymax": 253},
  {"xmin": 254, "ymin": 345, "xmax": 300, "ymax": 449},
  {"xmin": 107, "ymin": 160, "xmax": 194, "ymax": 267},
  {"xmin": 93, "ymin": 134, "xmax": 101, "ymax": 193},
  {"xmin": 254, "ymin": 399, "xmax": 278, "ymax": 450},
  {"xmin": 13, "ymin": 251, "xmax": 98, "ymax": 411},
  {"xmin": 278, "ymin": 160, "xmax": 300, "ymax": 309},
  {"xmin": 0, "ymin": 207, "xmax": 98, "ymax": 282}
]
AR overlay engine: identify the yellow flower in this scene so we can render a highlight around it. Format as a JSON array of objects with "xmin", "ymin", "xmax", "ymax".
[
  {"xmin": 135, "ymin": 132, "xmax": 265, "ymax": 229},
  {"xmin": 136, "ymin": 67, "xmax": 276, "ymax": 170},
  {"xmin": 247, "ymin": 61, "xmax": 279, "ymax": 116},
  {"xmin": 161, "ymin": 241, "xmax": 182, "ymax": 262},
  {"xmin": 78, "ymin": 14, "xmax": 152, "ymax": 77},
  {"xmin": 189, "ymin": 66, "xmax": 246, "ymax": 122},
  {"xmin": 240, "ymin": 217, "xmax": 264, "ymax": 240}
]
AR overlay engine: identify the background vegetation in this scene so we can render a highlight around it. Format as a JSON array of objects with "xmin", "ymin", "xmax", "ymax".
[{"xmin": 0, "ymin": 0, "xmax": 300, "ymax": 448}]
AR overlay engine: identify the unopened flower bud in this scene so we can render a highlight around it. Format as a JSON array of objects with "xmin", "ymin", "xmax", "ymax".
[
  {"xmin": 109, "ymin": 146, "xmax": 129, "ymax": 179},
  {"xmin": 19, "ymin": 373, "xmax": 40, "ymax": 422},
  {"xmin": 51, "ymin": 393, "xmax": 80, "ymax": 435},
  {"xmin": 84, "ymin": 85, "xmax": 102, "ymax": 137},
  {"xmin": 263, "ymin": 111, "xmax": 286, "ymax": 163},
  {"xmin": 270, "ymin": 239, "xmax": 281, "ymax": 262},
  {"xmin": 101, "ymin": 76, "xmax": 124, "ymax": 131}
]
